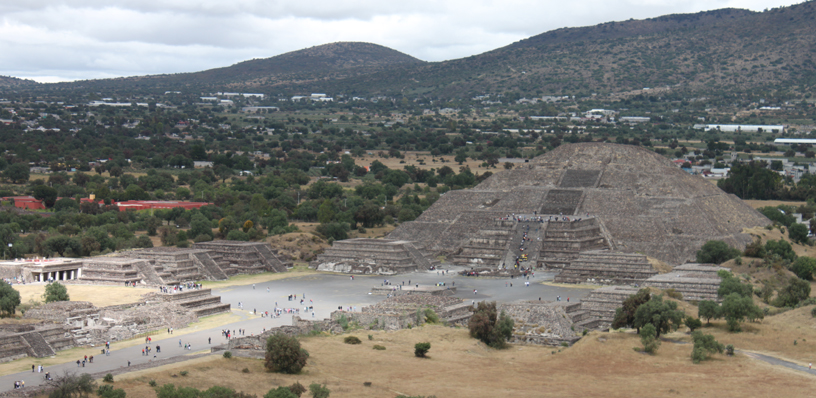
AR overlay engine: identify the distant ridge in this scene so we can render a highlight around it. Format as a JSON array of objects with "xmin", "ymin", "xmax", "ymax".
[
  {"xmin": 0, "ymin": 75, "xmax": 39, "ymax": 89},
  {"xmin": 7, "ymin": 2, "xmax": 816, "ymax": 97}
]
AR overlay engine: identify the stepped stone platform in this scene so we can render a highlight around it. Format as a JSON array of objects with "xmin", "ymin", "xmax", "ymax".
[
  {"xmin": 578, "ymin": 286, "xmax": 640, "ymax": 330},
  {"xmin": 0, "ymin": 323, "xmax": 76, "ymax": 363},
  {"xmin": 643, "ymin": 263, "xmax": 726, "ymax": 302},
  {"xmin": 310, "ymin": 239, "xmax": 438, "ymax": 275},
  {"xmin": 553, "ymin": 251, "xmax": 657, "ymax": 285},
  {"xmin": 159, "ymin": 288, "xmax": 231, "ymax": 317},
  {"xmin": 384, "ymin": 143, "xmax": 770, "ymax": 265},
  {"xmin": 192, "ymin": 240, "xmax": 291, "ymax": 274},
  {"xmin": 500, "ymin": 301, "xmax": 581, "ymax": 346}
]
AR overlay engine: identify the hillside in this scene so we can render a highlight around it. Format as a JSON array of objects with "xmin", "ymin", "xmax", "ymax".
[
  {"xmin": 9, "ymin": 2, "xmax": 816, "ymax": 97},
  {"xmin": 0, "ymin": 75, "xmax": 38, "ymax": 89},
  {"xmin": 53, "ymin": 42, "xmax": 424, "ymax": 92}
]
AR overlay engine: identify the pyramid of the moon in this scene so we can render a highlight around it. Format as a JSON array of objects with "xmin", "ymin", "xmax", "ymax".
[{"xmin": 386, "ymin": 142, "xmax": 771, "ymax": 266}]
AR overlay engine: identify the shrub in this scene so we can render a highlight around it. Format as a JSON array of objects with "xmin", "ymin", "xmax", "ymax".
[
  {"xmin": 792, "ymin": 257, "xmax": 816, "ymax": 280},
  {"xmin": 288, "ymin": 382, "xmax": 306, "ymax": 397},
  {"xmin": 96, "ymin": 385, "xmax": 126, "ymax": 398},
  {"xmin": 685, "ymin": 316, "xmax": 702, "ymax": 332},
  {"xmin": 223, "ymin": 351, "xmax": 233, "ymax": 359},
  {"xmin": 414, "ymin": 342, "xmax": 431, "ymax": 357},
  {"xmin": 373, "ymin": 345, "xmax": 386, "ymax": 350},
  {"xmin": 149, "ymin": 380, "xmax": 157, "ymax": 387},
  {"xmin": 726, "ymin": 344, "xmax": 734, "ymax": 356},
  {"xmin": 179, "ymin": 371, "xmax": 188, "ymax": 377},
  {"xmin": 241, "ymin": 367, "xmax": 250, "ymax": 373},
  {"xmin": 665, "ymin": 288, "xmax": 683, "ymax": 300},
  {"xmin": 696, "ymin": 240, "xmax": 741, "ymax": 264},
  {"xmin": 265, "ymin": 334, "xmax": 309, "ymax": 374},
  {"xmin": 308, "ymin": 383, "xmax": 330, "ymax": 398},
  {"xmin": 338, "ymin": 314, "xmax": 349, "ymax": 330},
  {"xmin": 367, "ymin": 334, "xmax": 373, "ymax": 340},
  {"xmin": 691, "ymin": 331, "xmax": 724, "ymax": 363},
  {"xmin": 468, "ymin": 301, "xmax": 514, "ymax": 349},
  {"xmin": 640, "ymin": 323, "xmax": 660, "ymax": 354},
  {"xmin": 43, "ymin": 282, "xmax": 70, "ymax": 303},
  {"xmin": 103, "ymin": 373, "xmax": 114, "ymax": 383},
  {"xmin": 424, "ymin": 308, "xmax": 440, "ymax": 324},
  {"xmin": 264, "ymin": 386, "xmax": 298, "ymax": 398},
  {"xmin": 344, "ymin": 336, "xmax": 362, "ymax": 345},
  {"xmin": 812, "ymin": 307, "xmax": 816, "ymax": 318},
  {"xmin": 773, "ymin": 277, "xmax": 812, "ymax": 308}
]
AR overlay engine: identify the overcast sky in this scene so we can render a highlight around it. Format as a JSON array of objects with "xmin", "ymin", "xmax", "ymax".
[{"xmin": 0, "ymin": 0, "xmax": 803, "ymax": 83}]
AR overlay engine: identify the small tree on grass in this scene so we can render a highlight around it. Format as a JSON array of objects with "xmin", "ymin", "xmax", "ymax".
[
  {"xmin": 308, "ymin": 383, "xmax": 331, "ymax": 398},
  {"xmin": 640, "ymin": 323, "xmax": 660, "ymax": 354},
  {"xmin": 696, "ymin": 240, "xmax": 741, "ymax": 264},
  {"xmin": 96, "ymin": 385, "xmax": 125, "ymax": 398},
  {"xmin": 264, "ymin": 387, "xmax": 297, "ymax": 398},
  {"xmin": 612, "ymin": 288, "xmax": 651, "ymax": 331},
  {"xmin": 773, "ymin": 277, "xmax": 811, "ymax": 308},
  {"xmin": 414, "ymin": 342, "xmax": 431, "ymax": 358},
  {"xmin": 685, "ymin": 316, "xmax": 702, "ymax": 332},
  {"xmin": 265, "ymin": 334, "xmax": 309, "ymax": 374},
  {"xmin": 44, "ymin": 282, "xmax": 70, "ymax": 303},
  {"xmin": 720, "ymin": 293, "xmax": 763, "ymax": 332},
  {"xmin": 691, "ymin": 331, "xmax": 724, "ymax": 363},
  {"xmin": 0, "ymin": 280, "xmax": 21, "ymax": 316},
  {"xmin": 697, "ymin": 300, "xmax": 720, "ymax": 325},
  {"xmin": 633, "ymin": 295, "xmax": 684, "ymax": 338},
  {"xmin": 468, "ymin": 301, "xmax": 514, "ymax": 348},
  {"xmin": 288, "ymin": 382, "xmax": 306, "ymax": 397},
  {"xmin": 792, "ymin": 256, "xmax": 816, "ymax": 281}
]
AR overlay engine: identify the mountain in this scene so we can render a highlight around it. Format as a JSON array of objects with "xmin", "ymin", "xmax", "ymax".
[
  {"xmin": 54, "ymin": 42, "xmax": 424, "ymax": 92},
  {"xmin": 287, "ymin": 3, "xmax": 816, "ymax": 97},
  {"xmin": 10, "ymin": 2, "xmax": 816, "ymax": 97},
  {"xmin": 0, "ymin": 75, "xmax": 39, "ymax": 89}
]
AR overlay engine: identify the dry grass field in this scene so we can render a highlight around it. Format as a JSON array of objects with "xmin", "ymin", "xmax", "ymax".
[
  {"xmin": 107, "ymin": 325, "xmax": 816, "ymax": 398},
  {"xmin": 353, "ymin": 151, "xmax": 500, "ymax": 173},
  {"xmin": 743, "ymin": 200, "xmax": 807, "ymax": 210},
  {"xmin": 12, "ymin": 285, "xmax": 150, "ymax": 307}
]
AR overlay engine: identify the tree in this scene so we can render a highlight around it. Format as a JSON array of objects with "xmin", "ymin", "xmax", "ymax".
[
  {"xmin": 214, "ymin": 164, "xmax": 234, "ymax": 183},
  {"xmin": 4, "ymin": 162, "xmax": 29, "ymax": 184},
  {"xmin": 789, "ymin": 223, "xmax": 809, "ymax": 244},
  {"xmin": 97, "ymin": 385, "xmax": 126, "ymax": 398},
  {"xmin": 720, "ymin": 292, "xmax": 763, "ymax": 332},
  {"xmin": 0, "ymin": 280, "xmax": 21, "ymax": 316},
  {"xmin": 317, "ymin": 200, "xmax": 336, "ymax": 224},
  {"xmin": 47, "ymin": 372, "xmax": 96, "ymax": 398},
  {"xmin": 773, "ymin": 277, "xmax": 811, "ymax": 308},
  {"xmin": 33, "ymin": 185, "xmax": 59, "ymax": 208},
  {"xmin": 307, "ymin": 384, "xmax": 330, "ymax": 398},
  {"xmin": 44, "ymin": 282, "xmax": 70, "ymax": 303},
  {"xmin": 685, "ymin": 316, "xmax": 702, "ymax": 332},
  {"xmin": 315, "ymin": 222, "xmax": 349, "ymax": 241},
  {"xmin": 155, "ymin": 384, "xmax": 201, "ymax": 398},
  {"xmin": 791, "ymin": 256, "xmax": 816, "ymax": 280},
  {"xmin": 146, "ymin": 216, "xmax": 162, "ymax": 236},
  {"xmin": 633, "ymin": 295, "xmax": 684, "ymax": 338},
  {"xmin": 54, "ymin": 198, "xmax": 79, "ymax": 212},
  {"xmin": 717, "ymin": 272, "xmax": 754, "ymax": 298},
  {"xmin": 264, "ymin": 334, "xmax": 309, "ymax": 374},
  {"xmin": 765, "ymin": 239, "xmax": 797, "ymax": 262},
  {"xmin": 640, "ymin": 323, "xmax": 660, "ymax": 354},
  {"xmin": 697, "ymin": 300, "xmax": 720, "ymax": 325},
  {"xmin": 414, "ymin": 342, "xmax": 431, "ymax": 358},
  {"xmin": 612, "ymin": 288, "xmax": 651, "ymax": 330},
  {"xmin": 691, "ymin": 331, "xmax": 724, "ymax": 363},
  {"xmin": 468, "ymin": 301, "xmax": 514, "ymax": 348},
  {"xmin": 190, "ymin": 214, "xmax": 213, "ymax": 240},
  {"xmin": 696, "ymin": 240, "xmax": 741, "ymax": 264}
]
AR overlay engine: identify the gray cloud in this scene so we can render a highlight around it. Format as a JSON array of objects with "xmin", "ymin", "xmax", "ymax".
[{"xmin": 0, "ymin": 0, "xmax": 803, "ymax": 82}]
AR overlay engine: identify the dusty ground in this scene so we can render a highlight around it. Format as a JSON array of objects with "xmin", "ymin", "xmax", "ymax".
[
  {"xmin": 108, "ymin": 326, "xmax": 815, "ymax": 398},
  {"xmin": 12, "ymin": 285, "xmax": 151, "ymax": 307},
  {"xmin": 354, "ymin": 151, "xmax": 502, "ymax": 172},
  {"xmin": 266, "ymin": 231, "xmax": 329, "ymax": 262}
]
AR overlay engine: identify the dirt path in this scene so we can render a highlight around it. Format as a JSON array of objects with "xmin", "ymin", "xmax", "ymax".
[{"xmin": 740, "ymin": 350, "xmax": 816, "ymax": 376}]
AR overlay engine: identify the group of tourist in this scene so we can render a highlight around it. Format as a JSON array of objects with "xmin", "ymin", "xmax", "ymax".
[{"xmin": 159, "ymin": 283, "xmax": 201, "ymax": 294}]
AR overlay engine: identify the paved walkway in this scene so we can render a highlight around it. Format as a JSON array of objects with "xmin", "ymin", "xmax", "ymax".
[{"xmin": 0, "ymin": 269, "xmax": 593, "ymax": 392}]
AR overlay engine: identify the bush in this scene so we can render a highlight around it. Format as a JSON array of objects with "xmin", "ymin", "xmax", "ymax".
[
  {"xmin": 696, "ymin": 240, "xmax": 741, "ymax": 264},
  {"xmin": 373, "ymin": 345, "xmax": 386, "ymax": 350},
  {"xmin": 665, "ymin": 288, "xmax": 683, "ymax": 300},
  {"xmin": 288, "ymin": 382, "xmax": 306, "ymax": 397},
  {"xmin": 468, "ymin": 301, "xmax": 514, "ymax": 349},
  {"xmin": 149, "ymin": 380, "xmax": 157, "ymax": 387},
  {"xmin": 812, "ymin": 307, "xmax": 816, "ymax": 318},
  {"xmin": 367, "ymin": 334, "xmax": 373, "ymax": 340},
  {"xmin": 765, "ymin": 239, "xmax": 797, "ymax": 262},
  {"xmin": 179, "ymin": 371, "xmax": 188, "ymax": 377},
  {"xmin": 264, "ymin": 386, "xmax": 298, "ymax": 398},
  {"xmin": 265, "ymin": 334, "xmax": 309, "ymax": 374},
  {"xmin": 103, "ymin": 373, "xmax": 114, "ymax": 383},
  {"xmin": 241, "ymin": 367, "xmax": 250, "ymax": 373},
  {"xmin": 43, "ymin": 282, "xmax": 70, "ymax": 303},
  {"xmin": 726, "ymin": 344, "xmax": 735, "ymax": 356},
  {"xmin": 685, "ymin": 316, "xmax": 702, "ymax": 332},
  {"xmin": 640, "ymin": 323, "xmax": 660, "ymax": 354},
  {"xmin": 344, "ymin": 336, "xmax": 362, "ymax": 345},
  {"xmin": 308, "ymin": 383, "xmax": 330, "ymax": 398},
  {"xmin": 424, "ymin": 308, "xmax": 440, "ymax": 324},
  {"xmin": 96, "ymin": 385, "xmax": 125, "ymax": 398},
  {"xmin": 773, "ymin": 277, "xmax": 812, "ymax": 308},
  {"xmin": 792, "ymin": 256, "xmax": 816, "ymax": 280},
  {"xmin": 691, "ymin": 331, "xmax": 724, "ymax": 363},
  {"xmin": 223, "ymin": 351, "xmax": 233, "ymax": 359},
  {"xmin": 414, "ymin": 342, "xmax": 431, "ymax": 358},
  {"xmin": 789, "ymin": 223, "xmax": 809, "ymax": 244},
  {"xmin": 743, "ymin": 238, "xmax": 766, "ymax": 258}
]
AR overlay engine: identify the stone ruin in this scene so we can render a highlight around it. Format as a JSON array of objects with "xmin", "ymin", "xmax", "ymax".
[
  {"xmin": 500, "ymin": 301, "xmax": 582, "ymax": 346},
  {"xmin": 0, "ymin": 288, "xmax": 231, "ymax": 363},
  {"xmin": 2, "ymin": 240, "xmax": 291, "ymax": 286},
  {"xmin": 310, "ymin": 238, "xmax": 438, "ymax": 274}
]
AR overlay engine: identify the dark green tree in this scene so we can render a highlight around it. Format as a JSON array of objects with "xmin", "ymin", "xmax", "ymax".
[
  {"xmin": 720, "ymin": 292, "xmax": 763, "ymax": 332},
  {"xmin": 468, "ymin": 301, "xmax": 514, "ymax": 348},
  {"xmin": 44, "ymin": 282, "xmax": 70, "ymax": 303},
  {"xmin": 263, "ymin": 387, "xmax": 297, "ymax": 398},
  {"xmin": 33, "ymin": 185, "xmax": 59, "ymax": 208},
  {"xmin": 633, "ymin": 295, "xmax": 684, "ymax": 338},
  {"xmin": 789, "ymin": 223, "xmax": 809, "ymax": 244},
  {"xmin": 4, "ymin": 163, "xmax": 29, "ymax": 184},
  {"xmin": 773, "ymin": 277, "xmax": 811, "ymax": 308},
  {"xmin": 611, "ymin": 288, "xmax": 651, "ymax": 331},
  {"xmin": 696, "ymin": 240, "xmax": 741, "ymax": 264},
  {"xmin": 47, "ymin": 372, "xmax": 96, "ymax": 398},
  {"xmin": 640, "ymin": 323, "xmax": 660, "ymax": 354},
  {"xmin": 0, "ymin": 281, "xmax": 21, "ymax": 316},
  {"xmin": 765, "ymin": 239, "xmax": 797, "ymax": 262},
  {"xmin": 414, "ymin": 342, "xmax": 431, "ymax": 358},
  {"xmin": 264, "ymin": 334, "xmax": 309, "ymax": 374},
  {"xmin": 792, "ymin": 256, "xmax": 816, "ymax": 280},
  {"xmin": 697, "ymin": 300, "xmax": 720, "ymax": 325},
  {"xmin": 691, "ymin": 331, "xmax": 724, "ymax": 363}
]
